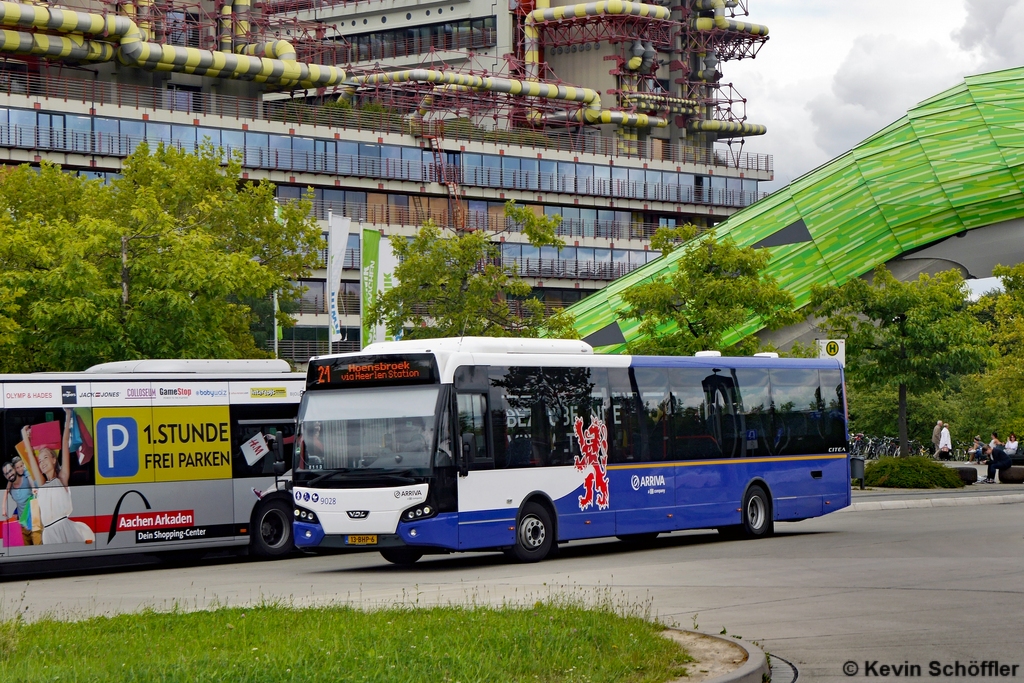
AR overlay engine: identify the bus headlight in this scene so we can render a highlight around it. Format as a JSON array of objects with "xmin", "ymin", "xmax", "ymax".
[
  {"xmin": 401, "ymin": 504, "xmax": 435, "ymax": 522},
  {"xmin": 295, "ymin": 507, "xmax": 318, "ymax": 524}
]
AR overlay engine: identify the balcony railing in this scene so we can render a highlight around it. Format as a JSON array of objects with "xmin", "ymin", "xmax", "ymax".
[
  {"xmin": 0, "ymin": 71, "xmax": 772, "ymax": 171},
  {"xmin": 270, "ymin": 339, "xmax": 360, "ymax": 363},
  {"xmin": 291, "ymin": 198, "xmax": 762, "ymax": 242},
  {"xmin": 296, "ymin": 293, "xmax": 361, "ymax": 315},
  {"xmin": 502, "ymin": 258, "xmax": 644, "ymax": 280}
]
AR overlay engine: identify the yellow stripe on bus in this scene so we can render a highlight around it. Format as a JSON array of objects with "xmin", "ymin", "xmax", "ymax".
[{"xmin": 607, "ymin": 453, "xmax": 849, "ymax": 470}]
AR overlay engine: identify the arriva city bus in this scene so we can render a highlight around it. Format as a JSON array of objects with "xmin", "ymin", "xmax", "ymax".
[
  {"xmin": 0, "ymin": 360, "xmax": 303, "ymax": 566},
  {"xmin": 291, "ymin": 338, "xmax": 849, "ymax": 564}
]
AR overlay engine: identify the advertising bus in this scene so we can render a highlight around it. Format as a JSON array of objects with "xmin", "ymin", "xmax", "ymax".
[
  {"xmin": 0, "ymin": 359, "xmax": 304, "ymax": 566},
  {"xmin": 291, "ymin": 338, "xmax": 849, "ymax": 565}
]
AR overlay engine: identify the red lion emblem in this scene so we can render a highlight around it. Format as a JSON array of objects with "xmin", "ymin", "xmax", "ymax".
[{"xmin": 573, "ymin": 415, "xmax": 610, "ymax": 511}]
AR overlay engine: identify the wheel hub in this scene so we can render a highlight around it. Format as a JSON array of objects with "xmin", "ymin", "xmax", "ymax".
[{"xmin": 520, "ymin": 515, "xmax": 546, "ymax": 549}]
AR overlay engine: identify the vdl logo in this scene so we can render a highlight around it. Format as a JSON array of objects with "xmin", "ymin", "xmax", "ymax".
[{"xmin": 96, "ymin": 417, "xmax": 139, "ymax": 478}]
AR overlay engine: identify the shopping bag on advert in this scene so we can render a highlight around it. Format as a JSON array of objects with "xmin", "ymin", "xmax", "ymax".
[
  {"xmin": 2, "ymin": 518, "xmax": 25, "ymax": 547},
  {"xmin": 28, "ymin": 420, "xmax": 62, "ymax": 451},
  {"xmin": 73, "ymin": 410, "xmax": 94, "ymax": 466}
]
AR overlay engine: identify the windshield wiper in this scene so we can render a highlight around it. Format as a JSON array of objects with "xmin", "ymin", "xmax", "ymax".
[{"xmin": 303, "ymin": 468, "xmax": 353, "ymax": 487}]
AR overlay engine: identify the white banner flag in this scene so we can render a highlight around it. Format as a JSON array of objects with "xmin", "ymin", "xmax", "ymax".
[
  {"xmin": 361, "ymin": 228, "xmax": 400, "ymax": 347},
  {"xmin": 327, "ymin": 213, "xmax": 351, "ymax": 343}
]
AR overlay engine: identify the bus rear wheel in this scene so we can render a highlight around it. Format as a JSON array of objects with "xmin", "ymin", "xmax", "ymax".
[
  {"xmin": 741, "ymin": 484, "xmax": 773, "ymax": 539},
  {"xmin": 381, "ymin": 548, "xmax": 424, "ymax": 565},
  {"xmin": 717, "ymin": 485, "xmax": 774, "ymax": 540},
  {"xmin": 250, "ymin": 498, "xmax": 294, "ymax": 558},
  {"xmin": 507, "ymin": 502, "xmax": 554, "ymax": 563}
]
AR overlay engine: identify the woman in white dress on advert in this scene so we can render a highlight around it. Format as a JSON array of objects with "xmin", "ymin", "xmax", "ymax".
[{"xmin": 20, "ymin": 409, "xmax": 94, "ymax": 545}]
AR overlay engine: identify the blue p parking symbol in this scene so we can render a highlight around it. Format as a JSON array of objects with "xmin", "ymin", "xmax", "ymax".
[{"xmin": 96, "ymin": 417, "xmax": 139, "ymax": 478}]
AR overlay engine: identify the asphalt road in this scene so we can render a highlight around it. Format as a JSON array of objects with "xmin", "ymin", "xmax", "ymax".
[{"xmin": 2, "ymin": 500, "xmax": 1023, "ymax": 682}]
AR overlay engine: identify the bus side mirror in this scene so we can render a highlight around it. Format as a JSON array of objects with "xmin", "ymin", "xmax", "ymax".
[
  {"xmin": 268, "ymin": 434, "xmax": 283, "ymax": 462},
  {"xmin": 273, "ymin": 461, "xmax": 288, "ymax": 476}
]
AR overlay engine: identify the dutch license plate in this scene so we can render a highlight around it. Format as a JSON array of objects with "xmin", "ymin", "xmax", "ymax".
[{"xmin": 346, "ymin": 535, "xmax": 378, "ymax": 545}]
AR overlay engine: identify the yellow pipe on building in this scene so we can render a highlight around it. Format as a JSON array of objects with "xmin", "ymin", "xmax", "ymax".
[
  {"xmin": 524, "ymin": 1, "xmax": 671, "ymax": 80},
  {"xmin": 0, "ymin": 28, "xmax": 113, "ymax": 61},
  {"xmin": 0, "ymin": 0, "xmax": 345, "ymax": 88},
  {"xmin": 692, "ymin": 0, "xmax": 768, "ymax": 36},
  {"xmin": 688, "ymin": 120, "xmax": 766, "ymax": 136}
]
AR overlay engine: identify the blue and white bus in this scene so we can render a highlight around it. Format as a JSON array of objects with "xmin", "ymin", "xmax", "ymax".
[{"xmin": 292, "ymin": 337, "xmax": 849, "ymax": 564}]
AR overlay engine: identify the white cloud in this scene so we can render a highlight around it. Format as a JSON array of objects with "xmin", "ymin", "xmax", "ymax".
[
  {"xmin": 725, "ymin": 0, "xmax": 990, "ymax": 189},
  {"xmin": 807, "ymin": 36, "xmax": 970, "ymax": 158},
  {"xmin": 954, "ymin": 0, "xmax": 1024, "ymax": 69}
]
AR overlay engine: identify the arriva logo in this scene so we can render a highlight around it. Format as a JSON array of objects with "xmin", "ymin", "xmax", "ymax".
[{"xmin": 631, "ymin": 474, "xmax": 666, "ymax": 490}]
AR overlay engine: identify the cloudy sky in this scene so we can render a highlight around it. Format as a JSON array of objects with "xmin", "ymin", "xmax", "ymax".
[{"xmin": 726, "ymin": 0, "xmax": 1024, "ymax": 189}]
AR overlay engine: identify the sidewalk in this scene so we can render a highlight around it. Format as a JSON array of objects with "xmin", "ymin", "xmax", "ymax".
[{"xmin": 843, "ymin": 476, "xmax": 1024, "ymax": 512}]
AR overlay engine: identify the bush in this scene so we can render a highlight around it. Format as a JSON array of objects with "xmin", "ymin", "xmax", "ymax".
[{"xmin": 864, "ymin": 456, "xmax": 965, "ymax": 489}]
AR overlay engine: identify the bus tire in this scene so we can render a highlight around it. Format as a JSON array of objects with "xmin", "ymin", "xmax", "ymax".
[
  {"xmin": 250, "ymin": 498, "xmax": 294, "ymax": 558},
  {"xmin": 740, "ymin": 484, "xmax": 773, "ymax": 539},
  {"xmin": 509, "ymin": 502, "xmax": 554, "ymax": 563},
  {"xmin": 380, "ymin": 548, "xmax": 424, "ymax": 565}
]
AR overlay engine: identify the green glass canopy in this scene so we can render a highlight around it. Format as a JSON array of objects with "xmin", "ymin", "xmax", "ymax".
[{"xmin": 564, "ymin": 66, "xmax": 1024, "ymax": 352}]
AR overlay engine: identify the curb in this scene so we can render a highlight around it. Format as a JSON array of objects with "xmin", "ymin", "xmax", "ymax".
[
  {"xmin": 840, "ymin": 493, "xmax": 1024, "ymax": 512},
  {"xmin": 662, "ymin": 629, "xmax": 770, "ymax": 683}
]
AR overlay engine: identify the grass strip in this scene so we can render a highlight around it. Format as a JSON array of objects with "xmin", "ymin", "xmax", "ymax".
[{"xmin": 0, "ymin": 602, "xmax": 692, "ymax": 682}]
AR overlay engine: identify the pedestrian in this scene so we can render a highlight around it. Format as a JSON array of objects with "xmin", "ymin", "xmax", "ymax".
[
  {"xmin": 990, "ymin": 432, "xmax": 1003, "ymax": 451},
  {"xmin": 932, "ymin": 420, "xmax": 943, "ymax": 457},
  {"xmin": 979, "ymin": 444, "xmax": 1011, "ymax": 484},
  {"xmin": 939, "ymin": 422, "xmax": 952, "ymax": 460},
  {"xmin": 970, "ymin": 435, "xmax": 984, "ymax": 464},
  {"xmin": 1005, "ymin": 433, "xmax": 1018, "ymax": 462}
]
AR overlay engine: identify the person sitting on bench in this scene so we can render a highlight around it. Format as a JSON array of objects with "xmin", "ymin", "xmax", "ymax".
[{"xmin": 979, "ymin": 444, "xmax": 1012, "ymax": 484}]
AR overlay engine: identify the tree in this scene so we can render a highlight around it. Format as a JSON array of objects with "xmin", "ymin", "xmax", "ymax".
[
  {"xmin": 0, "ymin": 144, "xmax": 322, "ymax": 371},
  {"xmin": 812, "ymin": 266, "xmax": 991, "ymax": 456},
  {"xmin": 621, "ymin": 225, "xmax": 799, "ymax": 356},
  {"xmin": 367, "ymin": 202, "xmax": 578, "ymax": 340}
]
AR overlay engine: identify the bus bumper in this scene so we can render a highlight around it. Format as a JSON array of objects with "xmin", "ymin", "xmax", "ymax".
[{"xmin": 294, "ymin": 521, "xmax": 326, "ymax": 548}]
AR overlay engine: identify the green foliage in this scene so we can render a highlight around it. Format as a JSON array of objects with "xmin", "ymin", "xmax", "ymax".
[
  {"xmin": 368, "ymin": 204, "xmax": 574, "ymax": 340},
  {"xmin": 0, "ymin": 603, "xmax": 692, "ymax": 682},
  {"xmin": 621, "ymin": 228, "xmax": 799, "ymax": 356},
  {"xmin": 648, "ymin": 224, "xmax": 698, "ymax": 256},
  {"xmin": 863, "ymin": 456, "xmax": 965, "ymax": 489},
  {"xmin": 0, "ymin": 145, "xmax": 322, "ymax": 371},
  {"xmin": 813, "ymin": 266, "xmax": 990, "ymax": 454}
]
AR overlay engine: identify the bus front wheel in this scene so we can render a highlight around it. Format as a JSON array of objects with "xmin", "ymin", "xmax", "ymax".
[
  {"xmin": 250, "ymin": 498, "xmax": 294, "ymax": 558},
  {"xmin": 507, "ymin": 502, "xmax": 554, "ymax": 563}
]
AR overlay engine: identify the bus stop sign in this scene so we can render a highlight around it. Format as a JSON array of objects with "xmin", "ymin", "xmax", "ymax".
[{"xmin": 818, "ymin": 339, "xmax": 845, "ymax": 367}]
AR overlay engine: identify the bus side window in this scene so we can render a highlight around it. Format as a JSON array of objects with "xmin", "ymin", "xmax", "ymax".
[
  {"xmin": 770, "ymin": 369, "xmax": 823, "ymax": 456},
  {"xmin": 703, "ymin": 370, "xmax": 746, "ymax": 459},
  {"xmin": 668, "ymin": 368, "xmax": 722, "ymax": 460},
  {"xmin": 818, "ymin": 369, "xmax": 847, "ymax": 450},
  {"xmin": 230, "ymin": 406, "xmax": 298, "ymax": 478},
  {"xmin": 634, "ymin": 367, "xmax": 671, "ymax": 462},
  {"xmin": 457, "ymin": 394, "xmax": 491, "ymax": 470}
]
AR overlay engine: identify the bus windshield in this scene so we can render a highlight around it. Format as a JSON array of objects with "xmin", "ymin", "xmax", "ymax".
[{"xmin": 295, "ymin": 385, "xmax": 440, "ymax": 476}]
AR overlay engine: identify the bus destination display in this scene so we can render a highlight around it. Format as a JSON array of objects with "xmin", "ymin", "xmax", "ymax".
[{"xmin": 307, "ymin": 354, "xmax": 439, "ymax": 389}]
